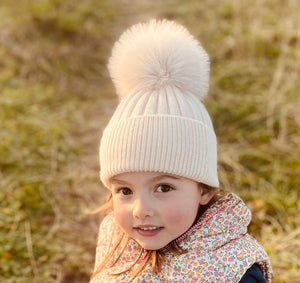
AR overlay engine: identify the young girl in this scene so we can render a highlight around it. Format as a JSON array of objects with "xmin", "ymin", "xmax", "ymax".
[{"xmin": 91, "ymin": 19, "xmax": 272, "ymax": 282}]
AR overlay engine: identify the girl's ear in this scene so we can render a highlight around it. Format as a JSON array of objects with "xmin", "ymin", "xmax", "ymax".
[{"xmin": 198, "ymin": 185, "xmax": 217, "ymax": 205}]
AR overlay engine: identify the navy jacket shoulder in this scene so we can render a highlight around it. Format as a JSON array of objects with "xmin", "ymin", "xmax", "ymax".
[{"xmin": 239, "ymin": 264, "xmax": 266, "ymax": 283}]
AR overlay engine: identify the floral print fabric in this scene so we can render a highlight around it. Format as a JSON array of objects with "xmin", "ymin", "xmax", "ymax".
[{"xmin": 91, "ymin": 193, "xmax": 272, "ymax": 282}]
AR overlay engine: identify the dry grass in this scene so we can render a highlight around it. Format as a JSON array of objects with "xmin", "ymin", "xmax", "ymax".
[{"xmin": 1, "ymin": 0, "xmax": 299, "ymax": 282}]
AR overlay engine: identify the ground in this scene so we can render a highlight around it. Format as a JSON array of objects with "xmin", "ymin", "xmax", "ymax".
[{"xmin": 0, "ymin": 0, "xmax": 299, "ymax": 282}]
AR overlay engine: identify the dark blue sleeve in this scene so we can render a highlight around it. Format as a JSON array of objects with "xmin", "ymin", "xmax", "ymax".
[{"xmin": 239, "ymin": 264, "xmax": 266, "ymax": 283}]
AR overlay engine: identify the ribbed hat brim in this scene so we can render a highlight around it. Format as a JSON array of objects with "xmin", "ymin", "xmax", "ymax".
[{"xmin": 100, "ymin": 115, "xmax": 219, "ymax": 188}]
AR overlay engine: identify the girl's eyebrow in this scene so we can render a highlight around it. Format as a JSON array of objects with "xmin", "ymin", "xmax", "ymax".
[
  {"xmin": 150, "ymin": 174, "xmax": 180, "ymax": 183},
  {"xmin": 110, "ymin": 174, "xmax": 180, "ymax": 186},
  {"xmin": 109, "ymin": 178, "xmax": 130, "ymax": 185}
]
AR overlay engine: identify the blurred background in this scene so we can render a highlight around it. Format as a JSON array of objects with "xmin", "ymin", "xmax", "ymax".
[{"xmin": 0, "ymin": 0, "xmax": 299, "ymax": 282}]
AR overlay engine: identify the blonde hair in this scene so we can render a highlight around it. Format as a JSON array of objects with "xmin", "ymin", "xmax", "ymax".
[{"xmin": 91, "ymin": 184, "xmax": 224, "ymax": 280}]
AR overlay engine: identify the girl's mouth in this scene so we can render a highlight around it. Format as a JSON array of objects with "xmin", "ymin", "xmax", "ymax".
[{"xmin": 134, "ymin": 226, "xmax": 163, "ymax": 236}]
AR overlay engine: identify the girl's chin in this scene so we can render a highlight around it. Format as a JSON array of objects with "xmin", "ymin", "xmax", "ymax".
[{"xmin": 136, "ymin": 241, "xmax": 167, "ymax": 251}]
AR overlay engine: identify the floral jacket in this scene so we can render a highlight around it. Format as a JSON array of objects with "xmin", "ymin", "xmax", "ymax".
[{"xmin": 91, "ymin": 193, "xmax": 272, "ymax": 282}]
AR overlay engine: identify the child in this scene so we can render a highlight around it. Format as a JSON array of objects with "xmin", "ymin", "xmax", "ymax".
[{"xmin": 91, "ymin": 19, "xmax": 272, "ymax": 282}]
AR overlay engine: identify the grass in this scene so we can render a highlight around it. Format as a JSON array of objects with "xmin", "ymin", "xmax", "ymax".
[{"xmin": 1, "ymin": 0, "xmax": 299, "ymax": 282}]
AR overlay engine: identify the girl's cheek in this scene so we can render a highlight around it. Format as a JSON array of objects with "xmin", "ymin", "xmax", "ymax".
[
  {"xmin": 161, "ymin": 202, "xmax": 186, "ymax": 222},
  {"xmin": 113, "ymin": 206, "xmax": 129, "ymax": 229},
  {"xmin": 162, "ymin": 201, "xmax": 195, "ymax": 224}
]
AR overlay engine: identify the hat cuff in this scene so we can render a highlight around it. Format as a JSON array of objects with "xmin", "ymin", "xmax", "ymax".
[{"xmin": 100, "ymin": 115, "xmax": 219, "ymax": 188}]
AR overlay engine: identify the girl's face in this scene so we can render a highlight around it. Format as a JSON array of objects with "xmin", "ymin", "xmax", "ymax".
[{"xmin": 109, "ymin": 172, "xmax": 215, "ymax": 250}]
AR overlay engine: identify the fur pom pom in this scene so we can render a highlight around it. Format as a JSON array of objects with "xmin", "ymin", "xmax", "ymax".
[{"xmin": 108, "ymin": 19, "xmax": 210, "ymax": 100}]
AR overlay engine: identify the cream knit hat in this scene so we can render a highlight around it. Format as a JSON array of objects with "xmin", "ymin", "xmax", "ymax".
[{"xmin": 99, "ymin": 19, "xmax": 219, "ymax": 188}]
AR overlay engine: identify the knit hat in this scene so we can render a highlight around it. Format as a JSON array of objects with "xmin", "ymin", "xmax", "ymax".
[{"xmin": 99, "ymin": 19, "xmax": 219, "ymax": 188}]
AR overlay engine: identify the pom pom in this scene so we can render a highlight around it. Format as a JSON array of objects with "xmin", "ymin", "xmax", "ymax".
[{"xmin": 108, "ymin": 19, "xmax": 210, "ymax": 101}]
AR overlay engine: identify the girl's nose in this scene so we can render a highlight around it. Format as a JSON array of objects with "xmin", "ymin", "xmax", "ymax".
[{"xmin": 133, "ymin": 198, "xmax": 154, "ymax": 219}]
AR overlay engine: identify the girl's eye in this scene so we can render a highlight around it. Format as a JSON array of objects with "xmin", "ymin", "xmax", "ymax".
[
  {"xmin": 118, "ymin": 187, "xmax": 132, "ymax": 195},
  {"xmin": 156, "ymin": 184, "xmax": 173, "ymax": 193}
]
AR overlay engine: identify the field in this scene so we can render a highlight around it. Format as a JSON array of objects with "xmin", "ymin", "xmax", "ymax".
[{"xmin": 1, "ymin": 0, "xmax": 299, "ymax": 282}]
